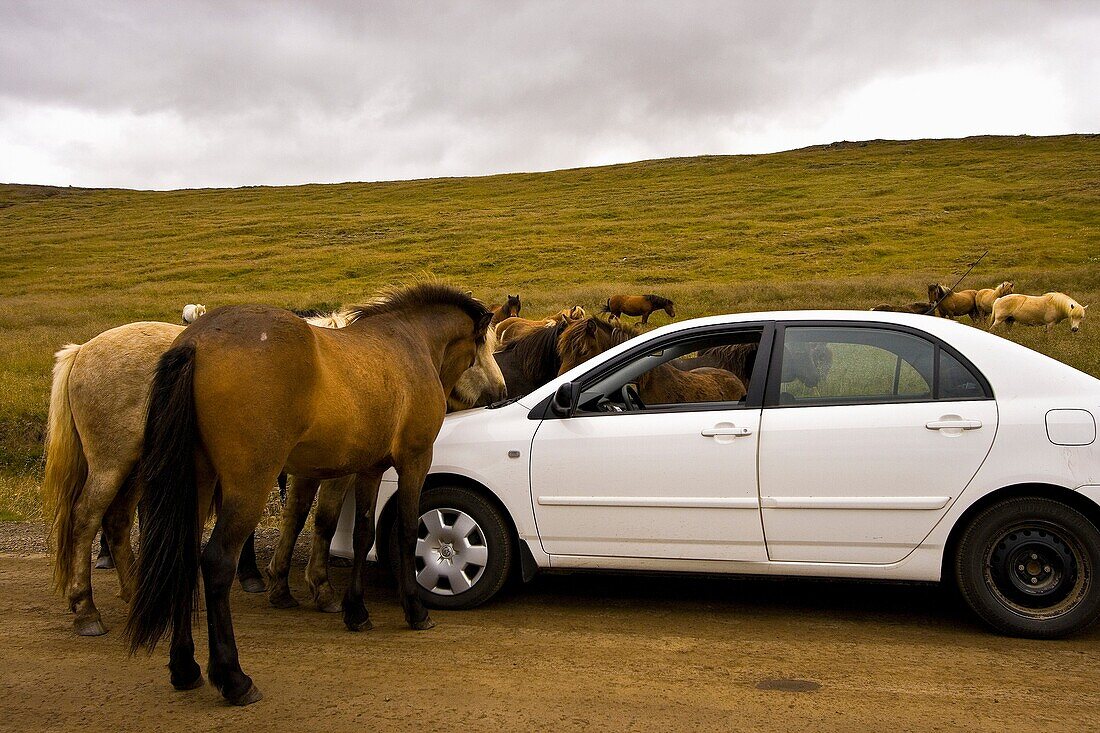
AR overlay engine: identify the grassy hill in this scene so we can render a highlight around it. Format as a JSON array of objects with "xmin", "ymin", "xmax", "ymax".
[{"xmin": 1, "ymin": 134, "xmax": 1098, "ymax": 519}]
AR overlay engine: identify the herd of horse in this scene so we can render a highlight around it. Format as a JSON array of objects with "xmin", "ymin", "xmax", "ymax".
[
  {"xmin": 873, "ymin": 280, "xmax": 1088, "ymax": 333},
  {"xmin": 40, "ymin": 285, "xmax": 703, "ymax": 707},
  {"xmin": 40, "ymin": 279, "xmax": 1084, "ymax": 707}
]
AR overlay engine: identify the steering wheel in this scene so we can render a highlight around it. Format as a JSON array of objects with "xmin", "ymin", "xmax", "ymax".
[{"xmin": 619, "ymin": 383, "xmax": 645, "ymax": 411}]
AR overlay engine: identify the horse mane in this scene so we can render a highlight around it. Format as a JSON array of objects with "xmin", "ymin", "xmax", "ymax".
[
  {"xmin": 497, "ymin": 319, "xmax": 566, "ymax": 380},
  {"xmin": 345, "ymin": 283, "xmax": 492, "ymax": 340},
  {"xmin": 698, "ymin": 343, "xmax": 758, "ymax": 380},
  {"xmin": 644, "ymin": 294, "xmax": 672, "ymax": 307}
]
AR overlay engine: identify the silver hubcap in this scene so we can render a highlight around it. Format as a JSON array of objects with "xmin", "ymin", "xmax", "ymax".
[{"xmin": 415, "ymin": 508, "xmax": 488, "ymax": 596}]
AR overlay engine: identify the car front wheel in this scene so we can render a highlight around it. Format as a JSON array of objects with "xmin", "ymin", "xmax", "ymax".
[
  {"xmin": 386, "ymin": 485, "xmax": 514, "ymax": 610},
  {"xmin": 955, "ymin": 497, "xmax": 1100, "ymax": 638}
]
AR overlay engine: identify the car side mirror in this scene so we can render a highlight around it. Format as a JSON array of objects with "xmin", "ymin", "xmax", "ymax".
[{"xmin": 551, "ymin": 381, "xmax": 582, "ymax": 418}]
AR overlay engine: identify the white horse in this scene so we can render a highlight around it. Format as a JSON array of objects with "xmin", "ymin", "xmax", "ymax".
[{"xmin": 990, "ymin": 292, "xmax": 1088, "ymax": 333}]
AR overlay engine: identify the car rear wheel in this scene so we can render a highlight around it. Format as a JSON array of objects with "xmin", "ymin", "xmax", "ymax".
[
  {"xmin": 385, "ymin": 485, "xmax": 514, "ymax": 610},
  {"xmin": 955, "ymin": 497, "xmax": 1100, "ymax": 638}
]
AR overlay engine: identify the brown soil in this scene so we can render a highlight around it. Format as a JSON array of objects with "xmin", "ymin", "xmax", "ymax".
[{"xmin": 2, "ymin": 522, "xmax": 1098, "ymax": 732}]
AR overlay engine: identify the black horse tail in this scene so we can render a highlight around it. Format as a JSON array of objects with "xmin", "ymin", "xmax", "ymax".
[
  {"xmin": 600, "ymin": 298, "xmax": 612, "ymax": 313},
  {"xmin": 125, "ymin": 343, "xmax": 201, "ymax": 654}
]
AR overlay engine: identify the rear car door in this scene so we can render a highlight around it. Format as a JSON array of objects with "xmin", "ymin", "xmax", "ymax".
[{"xmin": 757, "ymin": 323, "xmax": 997, "ymax": 564}]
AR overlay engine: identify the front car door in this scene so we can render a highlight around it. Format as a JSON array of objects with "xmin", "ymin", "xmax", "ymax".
[
  {"xmin": 758, "ymin": 322, "xmax": 997, "ymax": 564},
  {"xmin": 529, "ymin": 324, "xmax": 773, "ymax": 561}
]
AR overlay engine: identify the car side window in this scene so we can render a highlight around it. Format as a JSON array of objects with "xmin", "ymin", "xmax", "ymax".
[
  {"xmin": 577, "ymin": 330, "xmax": 764, "ymax": 413},
  {"xmin": 778, "ymin": 327, "xmax": 934, "ymax": 405},
  {"xmin": 939, "ymin": 349, "xmax": 987, "ymax": 400}
]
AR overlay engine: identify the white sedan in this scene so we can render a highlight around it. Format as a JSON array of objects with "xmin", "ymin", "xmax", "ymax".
[{"xmin": 334, "ymin": 310, "xmax": 1100, "ymax": 637}]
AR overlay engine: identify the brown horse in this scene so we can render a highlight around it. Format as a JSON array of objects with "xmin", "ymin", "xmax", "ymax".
[
  {"xmin": 496, "ymin": 305, "xmax": 585, "ymax": 345},
  {"xmin": 674, "ymin": 343, "xmax": 759, "ymax": 384},
  {"xmin": 929, "ymin": 284, "xmax": 978, "ymax": 319},
  {"xmin": 489, "ymin": 294, "xmax": 521, "ymax": 326},
  {"xmin": 557, "ymin": 317, "xmax": 743, "ymax": 402},
  {"xmin": 125, "ymin": 284, "xmax": 504, "ymax": 706},
  {"xmin": 870, "ymin": 302, "xmax": 936, "ymax": 315},
  {"xmin": 603, "ymin": 294, "xmax": 676, "ymax": 324},
  {"xmin": 265, "ymin": 327, "xmax": 505, "ymax": 613}
]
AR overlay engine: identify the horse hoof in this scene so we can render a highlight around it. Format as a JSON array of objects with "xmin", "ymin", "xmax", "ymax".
[
  {"xmin": 172, "ymin": 674, "xmax": 204, "ymax": 691},
  {"xmin": 268, "ymin": 592, "xmax": 299, "ymax": 609},
  {"xmin": 410, "ymin": 616, "xmax": 435, "ymax": 631},
  {"xmin": 74, "ymin": 618, "xmax": 108, "ymax": 637},
  {"xmin": 317, "ymin": 599, "xmax": 342, "ymax": 614},
  {"xmin": 94, "ymin": 556, "xmax": 115, "ymax": 570},
  {"xmin": 239, "ymin": 576, "xmax": 266, "ymax": 594},
  {"xmin": 344, "ymin": 617, "xmax": 373, "ymax": 632},
  {"xmin": 229, "ymin": 684, "xmax": 264, "ymax": 707}
]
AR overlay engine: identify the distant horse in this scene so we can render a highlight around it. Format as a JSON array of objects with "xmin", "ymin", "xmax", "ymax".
[
  {"xmin": 181, "ymin": 304, "xmax": 206, "ymax": 323},
  {"xmin": 929, "ymin": 284, "xmax": 977, "ymax": 319},
  {"xmin": 557, "ymin": 317, "xmax": 743, "ymax": 402},
  {"xmin": 125, "ymin": 284, "xmax": 504, "ymax": 706},
  {"xmin": 603, "ymin": 294, "xmax": 676, "ymax": 324},
  {"xmin": 971, "ymin": 281, "xmax": 1014, "ymax": 320},
  {"xmin": 489, "ymin": 294, "xmax": 522, "ymax": 326},
  {"xmin": 990, "ymin": 292, "xmax": 1088, "ymax": 333},
  {"xmin": 870, "ymin": 302, "xmax": 936, "ymax": 315},
  {"xmin": 496, "ymin": 306, "xmax": 585, "ymax": 345}
]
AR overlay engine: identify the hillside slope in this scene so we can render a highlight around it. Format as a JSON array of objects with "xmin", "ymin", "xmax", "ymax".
[{"xmin": 1, "ymin": 134, "xmax": 1098, "ymax": 517}]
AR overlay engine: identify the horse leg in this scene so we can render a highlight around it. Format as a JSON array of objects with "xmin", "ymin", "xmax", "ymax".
[
  {"xmin": 305, "ymin": 477, "xmax": 349, "ymax": 613},
  {"xmin": 201, "ymin": 484, "xmax": 269, "ymax": 706},
  {"xmin": 168, "ymin": 605, "xmax": 202, "ymax": 690},
  {"xmin": 100, "ymin": 469, "xmax": 140, "ymax": 603},
  {"xmin": 236, "ymin": 532, "xmax": 265, "ymax": 593},
  {"xmin": 342, "ymin": 470, "xmax": 383, "ymax": 632},
  {"xmin": 394, "ymin": 452, "xmax": 434, "ymax": 630},
  {"xmin": 267, "ymin": 475, "xmax": 320, "ymax": 609},
  {"xmin": 641, "ymin": 311, "xmax": 650, "ymax": 324},
  {"xmin": 94, "ymin": 530, "xmax": 114, "ymax": 569},
  {"xmin": 67, "ymin": 468, "xmax": 126, "ymax": 636}
]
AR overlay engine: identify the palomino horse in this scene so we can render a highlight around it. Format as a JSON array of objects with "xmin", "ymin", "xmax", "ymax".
[
  {"xmin": 125, "ymin": 284, "xmax": 504, "ymax": 706},
  {"xmin": 603, "ymin": 294, "xmax": 676, "ymax": 324},
  {"xmin": 489, "ymin": 294, "xmax": 522, "ymax": 326},
  {"xmin": 557, "ymin": 317, "xmax": 744, "ymax": 402},
  {"xmin": 971, "ymin": 281, "xmax": 1014, "ymax": 320},
  {"xmin": 990, "ymin": 292, "xmax": 1088, "ymax": 333},
  {"xmin": 495, "ymin": 305, "xmax": 585, "ymax": 345},
  {"xmin": 929, "ymin": 284, "xmax": 977, "ymax": 319},
  {"xmin": 44, "ymin": 322, "xmax": 266, "ymax": 637}
]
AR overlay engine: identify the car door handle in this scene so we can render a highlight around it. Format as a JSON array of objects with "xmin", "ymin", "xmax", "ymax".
[
  {"xmin": 701, "ymin": 427, "xmax": 753, "ymax": 437},
  {"xmin": 925, "ymin": 419, "xmax": 983, "ymax": 430}
]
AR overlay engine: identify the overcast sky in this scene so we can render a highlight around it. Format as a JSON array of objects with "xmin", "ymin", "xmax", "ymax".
[{"xmin": 1, "ymin": 1, "xmax": 1096, "ymax": 189}]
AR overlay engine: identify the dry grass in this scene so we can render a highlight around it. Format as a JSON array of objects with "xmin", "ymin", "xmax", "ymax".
[{"xmin": 2, "ymin": 134, "xmax": 1098, "ymax": 520}]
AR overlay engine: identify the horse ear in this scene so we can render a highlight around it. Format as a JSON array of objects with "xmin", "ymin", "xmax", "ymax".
[
  {"xmin": 585, "ymin": 318, "xmax": 597, "ymax": 335},
  {"xmin": 477, "ymin": 311, "xmax": 493, "ymax": 334}
]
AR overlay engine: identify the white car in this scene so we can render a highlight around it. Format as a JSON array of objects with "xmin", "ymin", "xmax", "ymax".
[{"xmin": 334, "ymin": 310, "xmax": 1100, "ymax": 637}]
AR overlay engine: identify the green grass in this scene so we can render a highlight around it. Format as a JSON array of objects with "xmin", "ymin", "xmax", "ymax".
[{"xmin": 2, "ymin": 134, "xmax": 1098, "ymax": 519}]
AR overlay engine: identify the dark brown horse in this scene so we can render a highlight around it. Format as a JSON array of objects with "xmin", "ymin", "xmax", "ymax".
[
  {"xmin": 489, "ymin": 294, "xmax": 521, "ymax": 326},
  {"xmin": 603, "ymin": 294, "xmax": 676, "ymax": 324},
  {"xmin": 125, "ymin": 284, "xmax": 504, "ymax": 706},
  {"xmin": 870, "ymin": 302, "xmax": 936, "ymax": 315}
]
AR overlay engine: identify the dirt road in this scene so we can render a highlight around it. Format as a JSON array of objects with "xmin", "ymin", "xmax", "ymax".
[{"xmin": 2, "ymin": 523, "xmax": 1098, "ymax": 732}]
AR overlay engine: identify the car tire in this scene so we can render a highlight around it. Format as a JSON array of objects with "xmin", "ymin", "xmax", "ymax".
[
  {"xmin": 955, "ymin": 497, "xmax": 1100, "ymax": 638},
  {"xmin": 384, "ymin": 485, "xmax": 514, "ymax": 610}
]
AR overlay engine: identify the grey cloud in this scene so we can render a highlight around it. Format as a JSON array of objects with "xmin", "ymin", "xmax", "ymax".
[{"xmin": 1, "ymin": 0, "xmax": 1096, "ymax": 187}]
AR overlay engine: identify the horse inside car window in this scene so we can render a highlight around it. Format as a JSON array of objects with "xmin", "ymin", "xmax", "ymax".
[{"xmin": 580, "ymin": 329, "xmax": 764, "ymax": 412}]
